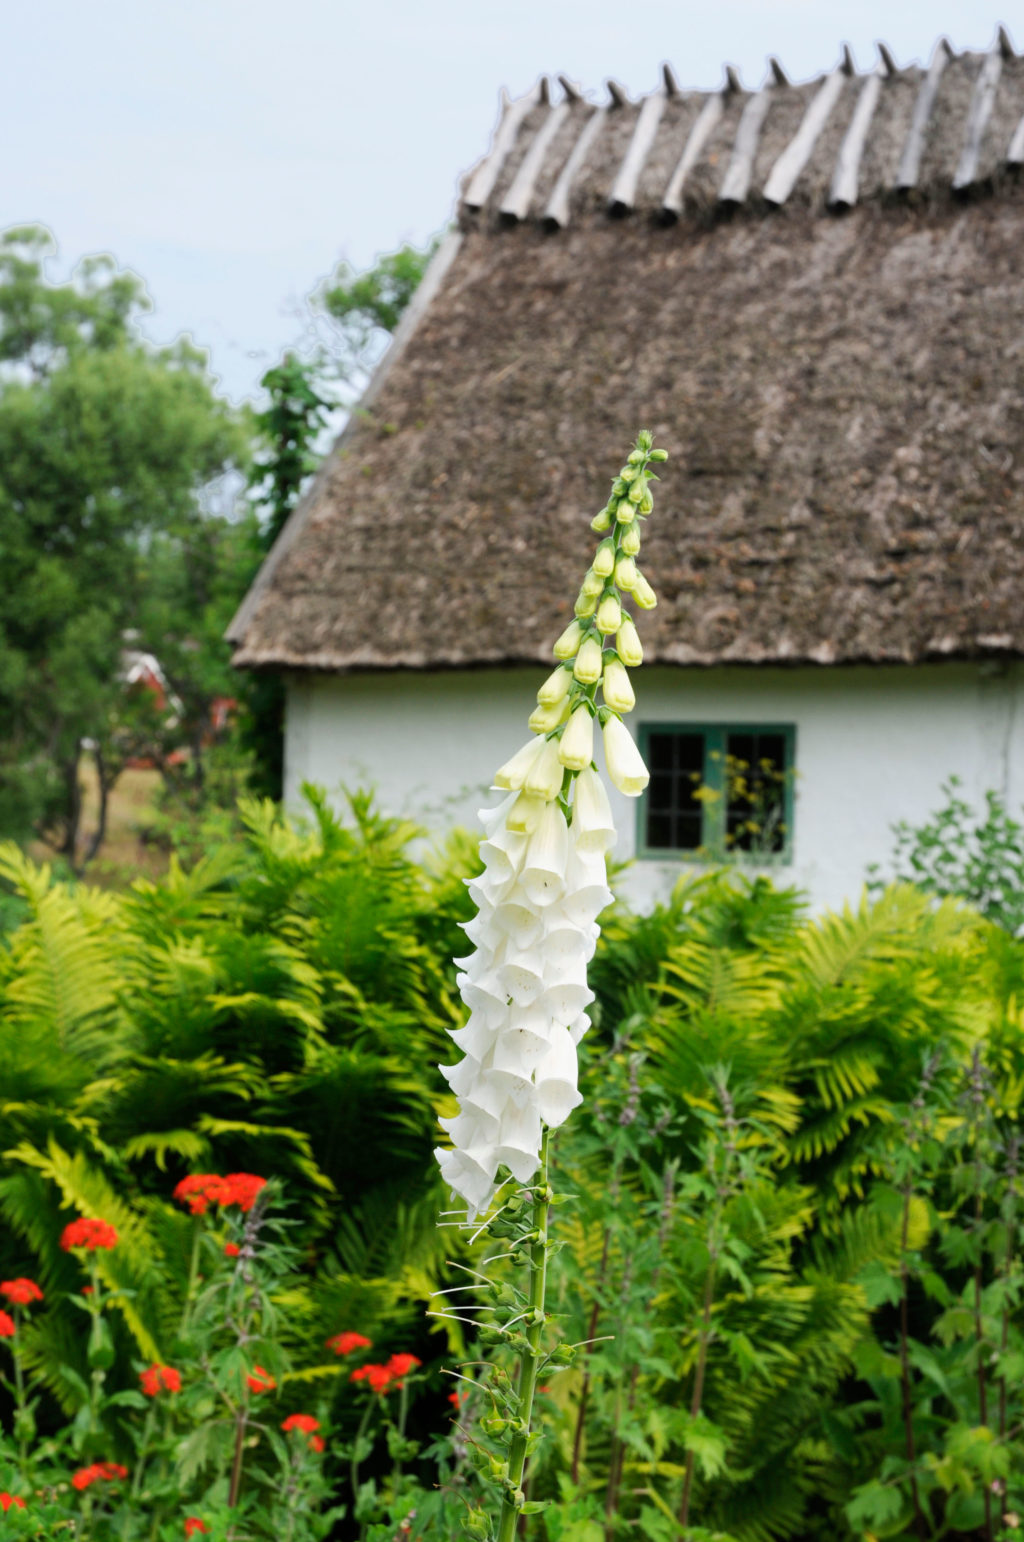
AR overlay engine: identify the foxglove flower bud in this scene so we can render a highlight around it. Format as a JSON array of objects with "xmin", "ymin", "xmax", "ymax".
[
  {"xmin": 574, "ymin": 589, "xmax": 598, "ymax": 619},
  {"xmin": 614, "ymin": 499, "xmax": 636, "ymax": 525},
  {"xmin": 573, "ymin": 634, "xmax": 603, "ymax": 684},
  {"xmin": 558, "ymin": 706, "xmax": 594, "ymax": 772},
  {"xmin": 507, "ymin": 791, "xmax": 546, "ymax": 833},
  {"xmin": 613, "ymin": 556, "xmax": 638, "ymax": 591},
  {"xmin": 528, "ymin": 696, "xmax": 570, "ymax": 734},
  {"xmin": 596, "ymin": 593, "xmax": 622, "ymax": 636},
  {"xmin": 602, "ymin": 658, "xmax": 635, "ymax": 713},
  {"xmin": 494, "ymin": 737, "xmax": 544, "ymax": 791},
  {"xmin": 628, "ymin": 480, "xmax": 646, "ymax": 504},
  {"xmin": 580, "ymin": 568, "xmax": 605, "ymax": 598},
  {"xmin": 617, "ymin": 616, "xmax": 643, "ymax": 667},
  {"xmin": 590, "ymin": 507, "xmax": 612, "ymax": 532},
  {"xmin": 592, "ymin": 540, "xmax": 615, "ymax": 577},
  {"xmin": 524, "ymin": 736, "xmax": 565, "ymax": 800},
  {"xmin": 602, "ymin": 714, "xmax": 650, "ymax": 796},
  {"xmin": 621, "ymin": 523, "xmax": 641, "ymax": 556},
  {"xmin": 571, "ymin": 767, "xmax": 615, "ymax": 854},
  {"xmin": 536, "ymin": 665, "xmax": 572, "ymax": 707},
  {"xmin": 639, "ymin": 491, "xmax": 653, "ymax": 514},
  {"xmin": 553, "ymin": 620, "xmax": 583, "ymax": 659},
  {"xmin": 632, "ymin": 573, "xmax": 657, "ymax": 610}
]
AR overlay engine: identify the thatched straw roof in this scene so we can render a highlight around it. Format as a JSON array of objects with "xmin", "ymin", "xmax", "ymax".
[{"xmin": 230, "ymin": 30, "xmax": 1024, "ymax": 673}]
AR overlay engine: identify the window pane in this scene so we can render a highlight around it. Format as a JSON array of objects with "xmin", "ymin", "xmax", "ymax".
[
  {"xmin": 724, "ymin": 730, "xmax": 789, "ymax": 854},
  {"xmin": 643, "ymin": 731, "xmax": 706, "ymax": 850},
  {"xmin": 648, "ymin": 733, "xmax": 675, "ymax": 772},
  {"xmin": 647, "ymin": 813, "xmax": 673, "ymax": 848}
]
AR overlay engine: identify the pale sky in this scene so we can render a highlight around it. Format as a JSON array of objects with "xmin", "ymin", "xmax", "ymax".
[{"xmin": 6, "ymin": 0, "xmax": 1017, "ymax": 404}]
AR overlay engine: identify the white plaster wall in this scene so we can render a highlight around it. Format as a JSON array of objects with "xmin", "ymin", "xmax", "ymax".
[{"xmin": 285, "ymin": 662, "xmax": 1024, "ymax": 915}]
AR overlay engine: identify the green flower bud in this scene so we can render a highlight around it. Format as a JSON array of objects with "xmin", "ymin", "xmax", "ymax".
[
  {"xmin": 592, "ymin": 539, "xmax": 615, "ymax": 577},
  {"xmin": 619, "ymin": 466, "xmax": 638, "ymax": 484},
  {"xmin": 628, "ymin": 480, "xmax": 646, "ymax": 504},
  {"xmin": 632, "ymin": 573, "xmax": 657, "ymax": 610},
  {"xmin": 574, "ymin": 588, "xmax": 598, "ymax": 619},
  {"xmin": 596, "ymin": 593, "xmax": 622, "ymax": 635},
  {"xmin": 573, "ymin": 635, "xmax": 603, "ymax": 684},
  {"xmin": 617, "ymin": 616, "xmax": 643, "ymax": 667},
  {"xmin": 613, "ymin": 556, "xmax": 638, "ymax": 591},
  {"xmin": 621, "ymin": 522, "xmax": 641, "ymax": 556},
  {"xmin": 627, "ymin": 448, "xmax": 646, "ymax": 464},
  {"xmin": 581, "ymin": 567, "xmax": 604, "ymax": 597},
  {"xmin": 614, "ymin": 499, "xmax": 636, "ymax": 525},
  {"xmin": 558, "ymin": 705, "xmax": 594, "ymax": 771},
  {"xmin": 639, "ymin": 491, "xmax": 653, "ymax": 514},
  {"xmin": 528, "ymin": 696, "xmax": 570, "ymax": 735},
  {"xmin": 553, "ymin": 619, "xmax": 583, "ymax": 659},
  {"xmin": 590, "ymin": 506, "xmax": 612, "ymax": 532},
  {"xmin": 537, "ymin": 665, "xmax": 572, "ymax": 707},
  {"xmin": 649, "ymin": 446, "xmax": 669, "ymax": 461},
  {"xmin": 602, "ymin": 657, "xmax": 635, "ymax": 713}
]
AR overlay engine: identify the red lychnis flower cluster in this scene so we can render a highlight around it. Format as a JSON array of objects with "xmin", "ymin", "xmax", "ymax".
[
  {"xmin": 184, "ymin": 1521, "xmax": 209, "ymax": 1537},
  {"xmin": 72, "ymin": 1461, "xmax": 128, "ymax": 1491},
  {"xmin": 281, "ymin": 1412, "xmax": 324, "ymax": 1451},
  {"xmin": 0, "ymin": 1278, "xmax": 43, "ymax": 1306},
  {"xmin": 0, "ymin": 1494, "xmax": 26, "ymax": 1512},
  {"xmin": 350, "ymin": 1352, "xmax": 421, "ymax": 1394},
  {"xmin": 140, "ymin": 1364, "xmax": 182, "ymax": 1397},
  {"xmin": 172, "ymin": 1173, "xmax": 267, "ymax": 1216},
  {"xmin": 224, "ymin": 1242, "xmax": 240, "ymax": 1258},
  {"xmin": 0, "ymin": 1312, "xmax": 15, "ymax": 1339},
  {"xmin": 327, "ymin": 1330, "xmax": 372, "ymax": 1356},
  {"xmin": 60, "ymin": 1217, "xmax": 119, "ymax": 1252},
  {"xmin": 246, "ymin": 1364, "xmax": 276, "ymax": 1394}
]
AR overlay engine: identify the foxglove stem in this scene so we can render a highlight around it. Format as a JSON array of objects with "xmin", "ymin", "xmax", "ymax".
[{"xmin": 495, "ymin": 1131, "xmax": 551, "ymax": 1542}]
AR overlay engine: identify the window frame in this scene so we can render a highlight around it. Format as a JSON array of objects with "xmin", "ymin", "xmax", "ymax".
[{"xmin": 635, "ymin": 721, "xmax": 797, "ymax": 863}]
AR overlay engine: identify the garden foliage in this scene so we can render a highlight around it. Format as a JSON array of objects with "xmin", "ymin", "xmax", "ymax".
[{"xmin": 0, "ymin": 794, "xmax": 1023, "ymax": 1538}]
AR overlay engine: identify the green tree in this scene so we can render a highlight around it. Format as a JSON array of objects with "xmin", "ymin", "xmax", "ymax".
[
  {"xmin": 0, "ymin": 227, "xmax": 248, "ymax": 861},
  {"xmin": 318, "ymin": 240, "xmax": 437, "ymax": 383}
]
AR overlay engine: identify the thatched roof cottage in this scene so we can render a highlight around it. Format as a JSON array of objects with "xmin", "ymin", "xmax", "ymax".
[{"xmin": 229, "ymin": 31, "xmax": 1024, "ymax": 911}]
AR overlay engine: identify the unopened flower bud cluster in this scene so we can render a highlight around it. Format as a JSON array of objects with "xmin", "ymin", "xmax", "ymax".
[{"xmin": 434, "ymin": 433, "xmax": 667, "ymax": 1215}]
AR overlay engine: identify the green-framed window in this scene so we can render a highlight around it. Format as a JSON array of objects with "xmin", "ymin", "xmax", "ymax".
[{"xmin": 636, "ymin": 723, "xmax": 796, "ymax": 861}]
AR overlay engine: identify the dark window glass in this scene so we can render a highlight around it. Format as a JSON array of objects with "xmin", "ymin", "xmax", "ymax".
[
  {"xmin": 724, "ymin": 731, "xmax": 787, "ymax": 853},
  {"xmin": 645, "ymin": 733, "xmax": 705, "ymax": 850}
]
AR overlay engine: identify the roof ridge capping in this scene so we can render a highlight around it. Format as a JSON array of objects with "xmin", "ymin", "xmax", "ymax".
[{"xmin": 459, "ymin": 25, "xmax": 1024, "ymax": 229}]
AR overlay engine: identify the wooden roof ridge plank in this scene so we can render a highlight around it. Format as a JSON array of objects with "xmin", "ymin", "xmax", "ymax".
[
  {"xmin": 896, "ymin": 36, "xmax": 954, "ymax": 190},
  {"xmin": 662, "ymin": 90, "xmax": 726, "ymax": 218},
  {"xmin": 544, "ymin": 106, "xmax": 607, "ymax": 227},
  {"xmin": 952, "ymin": 36, "xmax": 1007, "ymax": 190},
  {"xmin": 1009, "ymin": 109, "xmax": 1024, "ymax": 162},
  {"xmin": 608, "ymin": 86, "xmax": 669, "ymax": 213},
  {"xmin": 763, "ymin": 55, "xmax": 852, "ymax": 206},
  {"xmin": 501, "ymin": 98, "xmax": 573, "ymax": 221},
  {"xmin": 719, "ymin": 67, "xmax": 777, "ymax": 204},
  {"xmin": 830, "ymin": 44, "xmax": 896, "ymax": 208},
  {"xmin": 464, "ymin": 83, "xmax": 545, "ymax": 212}
]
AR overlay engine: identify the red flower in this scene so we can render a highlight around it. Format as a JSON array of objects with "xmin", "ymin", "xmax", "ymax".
[
  {"xmin": 184, "ymin": 1522, "xmax": 209, "ymax": 1538},
  {"xmin": 173, "ymin": 1175, "xmax": 230, "ymax": 1216},
  {"xmin": 140, "ymin": 1364, "xmax": 182, "ymax": 1397},
  {"xmin": 246, "ymin": 1364, "xmax": 276, "ymax": 1394},
  {"xmin": 60, "ymin": 1217, "xmax": 118, "ymax": 1252},
  {"xmin": 224, "ymin": 1242, "xmax": 240, "ymax": 1258},
  {"xmin": 71, "ymin": 1461, "xmax": 128, "ymax": 1491},
  {"xmin": 350, "ymin": 1363, "xmax": 395, "ymax": 1394},
  {"xmin": 81, "ymin": 1285, "xmax": 94, "ymax": 1296},
  {"xmin": 384, "ymin": 1352, "xmax": 421, "ymax": 1388},
  {"xmin": 281, "ymin": 1413, "xmax": 320, "ymax": 1434},
  {"xmin": 327, "ymin": 1330, "xmax": 372, "ymax": 1356},
  {"xmin": 311, "ymin": 1434, "xmax": 325, "ymax": 1453},
  {"xmin": 0, "ymin": 1494, "xmax": 26, "ymax": 1511},
  {"xmin": 0, "ymin": 1312, "xmax": 15, "ymax": 1339},
  {"xmin": 448, "ymin": 1388, "xmax": 468, "ymax": 1409},
  {"xmin": 0, "ymin": 1279, "xmax": 43, "ymax": 1306},
  {"xmin": 222, "ymin": 1173, "xmax": 266, "ymax": 1213}
]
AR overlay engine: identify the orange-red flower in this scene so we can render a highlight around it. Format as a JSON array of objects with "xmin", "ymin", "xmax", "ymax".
[
  {"xmin": 61, "ymin": 1218, "xmax": 118, "ymax": 1252},
  {"xmin": 0, "ymin": 1279, "xmax": 43, "ymax": 1306},
  {"xmin": 224, "ymin": 1242, "xmax": 240, "ymax": 1258},
  {"xmin": 140, "ymin": 1364, "xmax": 182, "ymax": 1397},
  {"xmin": 327, "ymin": 1330, "xmax": 372, "ymax": 1356},
  {"xmin": 0, "ymin": 1494, "xmax": 25, "ymax": 1512},
  {"xmin": 184, "ymin": 1521, "xmax": 209, "ymax": 1537},
  {"xmin": 385, "ymin": 1353, "xmax": 421, "ymax": 1382},
  {"xmin": 0, "ymin": 1312, "xmax": 15, "ymax": 1339},
  {"xmin": 222, "ymin": 1173, "xmax": 266, "ymax": 1213},
  {"xmin": 173, "ymin": 1175, "xmax": 231, "ymax": 1215},
  {"xmin": 350, "ymin": 1362, "xmax": 397, "ymax": 1394},
  {"xmin": 72, "ymin": 1461, "xmax": 128, "ymax": 1491},
  {"xmin": 246, "ymin": 1364, "xmax": 276, "ymax": 1394},
  {"xmin": 282, "ymin": 1413, "xmax": 320, "ymax": 1434},
  {"xmin": 448, "ymin": 1388, "xmax": 469, "ymax": 1409},
  {"xmin": 311, "ymin": 1434, "xmax": 325, "ymax": 1453}
]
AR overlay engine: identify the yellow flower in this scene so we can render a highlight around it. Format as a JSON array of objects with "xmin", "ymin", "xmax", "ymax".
[
  {"xmin": 596, "ymin": 593, "xmax": 622, "ymax": 635},
  {"xmin": 558, "ymin": 707, "xmax": 594, "ymax": 772},
  {"xmin": 573, "ymin": 635, "xmax": 603, "ymax": 684}
]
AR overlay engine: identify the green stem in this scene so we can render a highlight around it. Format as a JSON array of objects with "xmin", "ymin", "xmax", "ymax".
[
  {"xmin": 228, "ymin": 1402, "xmax": 248, "ymax": 1509},
  {"xmin": 10, "ymin": 1313, "xmax": 30, "ymax": 1482},
  {"xmin": 496, "ymin": 1130, "xmax": 552, "ymax": 1542},
  {"xmin": 130, "ymin": 1403, "xmax": 157, "ymax": 1501},
  {"xmin": 391, "ymin": 1375, "xmax": 410, "ymax": 1493},
  {"xmin": 350, "ymin": 1396, "xmax": 374, "ymax": 1541},
  {"xmin": 178, "ymin": 1215, "xmax": 204, "ymax": 1337}
]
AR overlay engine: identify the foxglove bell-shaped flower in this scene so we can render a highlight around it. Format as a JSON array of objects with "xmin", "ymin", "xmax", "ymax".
[
  {"xmin": 602, "ymin": 714, "xmax": 650, "ymax": 797},
  {"xmin": 573, "ymin": 635, "xmax": 603, "ymax": 684},
  {"xmin": 616, "ymin": 616, "xmax": 643, "ymax": 667},
  {"xmin": 602, "ymin": 657, "xmax": 635, "ymax": 713},
  {"xmin": 558, "ymin": 706, "xmax": 594, "ymax": 772}
]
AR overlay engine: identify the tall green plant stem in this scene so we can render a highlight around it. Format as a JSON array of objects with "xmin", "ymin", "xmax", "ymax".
[
  {"xmin": 998, "ymin": 1138, "xmax": 1018, "ymax": 1439},
  {"xmin": 496, "ymin": 1131, "xmax": 552, "ymax": 1542},
  {"xmin": 897, "ymin": 1188, "xmax": 926, "ymax": 1542},
  {"xmin": 10, "ymin": 1313, "xmax": 31, "ymax": 1482},
  {"xmin": 678, "ymin": 1260, "xmax": 716, "ymax": 1532}
]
